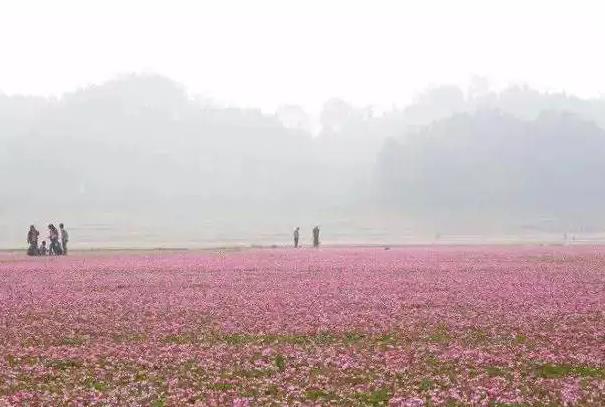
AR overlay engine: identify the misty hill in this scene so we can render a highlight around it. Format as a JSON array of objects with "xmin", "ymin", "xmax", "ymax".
[
  {"xmin": 376, "ymin": 110, "xmax": 605, "ymax": 231},
  {"xmin": 1, "ymin": 75, "xmax": 338, "ymax": 213}
]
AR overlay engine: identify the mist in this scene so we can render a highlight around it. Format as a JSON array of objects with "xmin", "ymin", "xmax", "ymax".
[{"xmin": 3, "ymin": 74, "xmax": 605, "ymax": 248}]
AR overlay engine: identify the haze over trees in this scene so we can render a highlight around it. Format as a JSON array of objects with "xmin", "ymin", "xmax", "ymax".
[{"xmin": 2, "ymin": 74, "xmax": 605, "ymax": 247}]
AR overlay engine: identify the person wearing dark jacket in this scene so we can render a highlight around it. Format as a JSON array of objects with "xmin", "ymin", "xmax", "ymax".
[
  {"xmin": 312, "ymin": 225, "xmax": 320, "ymax": 248},
  {"xmin": 293, "ymin": 227, "xmax": 300, "ymax": 248},
  {"xmin": 27, "ymin": 225, "xmax": 39, "ymax": 256},
  {"xmin": 48, "ymin": 224, "xmax": 62, "ymax": 255},
  {"xmin": 59, "ymin": 223, "xmax": 69, "ymax": 255}
]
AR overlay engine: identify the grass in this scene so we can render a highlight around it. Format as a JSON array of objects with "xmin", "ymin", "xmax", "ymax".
[
  {"xmin": 466, "ymin": 329, "xmax": 490, "ymax": 344},
  {"xmin": 274, "ymin": 354, "xmax": 286, "ymax": 371},
  {"xmin": 5, "ymin": 324, "xmax": 603, "ymax": 405},
  {"xmin": 535, "ymin": 363, "xmax": 605, "ymax": 379},
  {"xmin": 45, "ymin": 359, "xmax": 83, "ymax": 370},
  {"xmin": 428, "ymin": 326, "xmax": 451, "ymax": 343},
  {"xmin": 376, "ymin": 333, "xmax": 399, "ymax": 346},
  {"xmin": 354, "ymin": 388, "xmax": 391, "ymax": 406},
  {"xmin": 112, "ymin": 333, "xmax": 147, "ymax": 343},
  {"xmin": 514, "ymin": 334, "xmax": 528, "ymax": 344},
  {"xmin": 419, "ymin": 378, "xmax": 434, "ymax": 391},
  {"xmin": 208, "ymin": 383, "xmax": 234, "ymax": 391},
  {"xmin": 264, "ymin": 384, "xmax": 280, "ymax": 396},
  {"xmin": 158, "ymin": 332, "xmax": 408, "ymax": 347},
  {"xmin": 305, "ymin": 389, "xmax": 339, "ymax": 401},
  {"xmin": 344, "ymin": 332, "xmax": 366, "ymax": 344},
  {"xmin": 150, "ymin": 396, "xmax": 166, "ymax": 407},
  {"xmin": 84, "ymin": 377, "xmax": 109, "ymax": 392},
  {"xmin": 56, "ymin": 336, "xmax": 88, "ymax": 346},
  {"xmin": 486, "ymin": 366, "xmax": 510, "ymax": 378},
  {"xmin": 229, "ymin": 368, "xmax": 274, "ymax": 379},
  {"xmin": 161, "ymin": 333, "xmax": 197, "ymax": 344}
]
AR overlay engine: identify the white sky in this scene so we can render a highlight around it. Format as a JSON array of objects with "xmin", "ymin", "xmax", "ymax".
[{"xmin": 1, "ymin": 0, "xmax": 604, "ymax": 113}]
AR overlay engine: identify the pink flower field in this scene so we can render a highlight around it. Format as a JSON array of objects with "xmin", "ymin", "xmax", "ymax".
[{"xmin": 0, "ymin": 246, "xmax": 603, "ymax": 406}]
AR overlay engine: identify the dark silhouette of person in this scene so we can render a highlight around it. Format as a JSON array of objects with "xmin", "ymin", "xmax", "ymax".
[
  {"xmin": 59, "ymin": 223, "xmax": 69, "ymax": 255},
  {"xmin": 39, "ymin": 241, "xmax": 48, "ymax": 255},
  {"xmin": 48, "ymin": 224, "xmax": 62, "ymax": 255},
  {"xmin": 312, "ymin": 225, "xmax": 320, "ymax": 248},
  {"xmin": 293, "ymin": 227, "xmax": 300, "ymax": 248},
  {"xmin": 27, "ymin": 225, "xmax": 39, "ymax": 256}
]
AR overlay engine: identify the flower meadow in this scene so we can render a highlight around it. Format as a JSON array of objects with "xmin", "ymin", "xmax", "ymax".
[{"xmin": 0, "ymin": 246, "xmax": 603, "ymax": 406}]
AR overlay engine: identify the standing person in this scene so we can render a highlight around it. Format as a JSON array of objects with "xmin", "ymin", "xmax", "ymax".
[
  {"xmin": 293, "ymin": 227, "xmax": 300, "ymax": 248},
  {"xmin": 27, "ymin": 225, "xmax": 40, "ymax": 256},
  {"xmin": 312, "ymin": 225, "xmax": 320, "ymax": 248},
  {"xmin": 48, "ymin": 224, "xmax": 62, "ymax": 255},
  {"xmin": 59, "ymin": 223, "xmax": 69, "ymax": 255}
]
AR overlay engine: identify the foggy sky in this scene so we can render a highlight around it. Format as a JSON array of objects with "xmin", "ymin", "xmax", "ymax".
[
  {"xmin": 3, "ymin": 1, "xmax": 605, "ymax": 249},
  {"xmin": 2, "ymin": 0, "xmax": 605, "ymax": 114}
]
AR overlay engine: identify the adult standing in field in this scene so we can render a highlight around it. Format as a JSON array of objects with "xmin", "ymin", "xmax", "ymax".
[
  {"xmin": 48, "ymin": 224, "xmax": 62, "ymax": 255},
  {"xmin": 27, "ymin": 225, "xmax": 40, "ymax": 256},
  {"xmin": 60, "ymin": 223, "xmax": 69, "ymax": 255},
  {"xmin": 312, "ymin": 225, "xmax": 320, "ymax": 248},
  {"xmin": 293, "ymin": 227, "xmax": 300, "ymax": 248}
]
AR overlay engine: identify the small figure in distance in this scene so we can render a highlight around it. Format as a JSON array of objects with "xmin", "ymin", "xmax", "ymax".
[
  {"xmin": 39, "ymin": 241, "xmax": 48, "ymax": 256},
  {"xmin": 48, "ymin": 224, "xmax": 63, "ymax": 256},
  {"xmin": 27, "ymin": 225, "xmax": 40, "ymax": 256},
  {"xmin": 312, "ymin": 225, "xmax": 320, "ymax": 248},
  {"xmin": 293, "ymin": 227, "xmax": 300, "ymax": 248},
  {"xmin": 59, "ymin": 223, "xmax": 69, "ymax": 255}
]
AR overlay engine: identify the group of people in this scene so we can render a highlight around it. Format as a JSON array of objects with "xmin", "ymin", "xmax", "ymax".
[
  {"xmin": 293, "ymin": 226, "xmax": 320, "ymax": 248},
  {"xmin": 27, "ymin": 224, "xmax": 69, "ymax": 256},
  {"xmin": 27, "ymin": 223, "xmax": 313, "ymax": 253}
]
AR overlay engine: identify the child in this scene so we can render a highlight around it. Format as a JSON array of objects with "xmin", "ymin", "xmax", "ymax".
[{"xmin": 39, "ymin": 241, "xmax": 48, "ymax": 256}]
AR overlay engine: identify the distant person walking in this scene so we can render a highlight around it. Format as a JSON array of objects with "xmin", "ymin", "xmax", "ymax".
[
  {"xmin": 48, "ymin": 224, "xmax": 62, "ymax": 255},
  {"xmin": 60, "ymin": 223, "xmax": 69, "ymax": 255},
  {"xmin": 312, "ymin": 225, "xmax": 320, "ymax": 248},
  {"xmin": 293, "ymin": 227, "xmax": 300, "ymax": 248},
  {"xmin": 27, "ymin": 225, "xmax": 39, "ymax": 256}
]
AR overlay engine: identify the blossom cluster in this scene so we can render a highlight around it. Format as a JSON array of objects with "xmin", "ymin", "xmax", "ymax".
[{"xmin": 0, "ymin": 246, "xmax": 603, "ymax": 405}]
